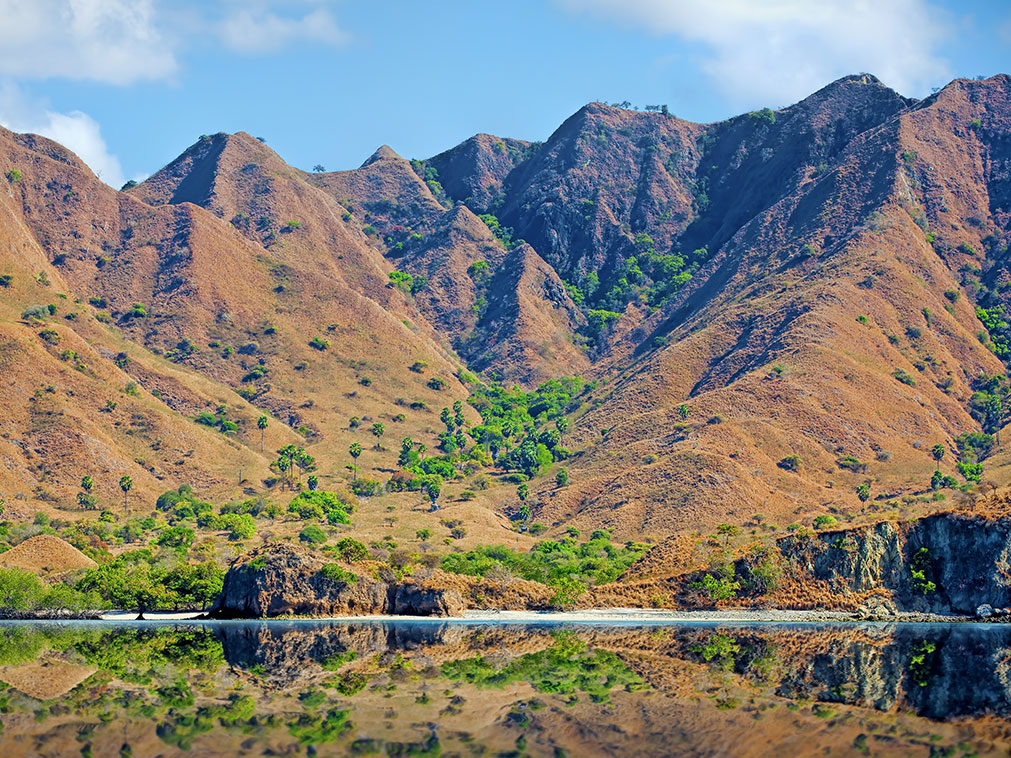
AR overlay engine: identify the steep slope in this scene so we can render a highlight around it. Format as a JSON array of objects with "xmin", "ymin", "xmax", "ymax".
[
  {"xmin": 425, "ymin": 133, "xmax": 536, "ymax": 213},
  {"xmin": 522, "ymin": 76, "xmax": 1011, "ymax": 537},
  {"xmin": 0, "ymin": 127, "xmax": 489, "ymax": 533},
  {"xmin": 2, "ymin": 74, "xmax": 1011, "ymax": 551},
  {"xmin": 311, "ymin": 144, "xmax": 588, "ymax": 382}
]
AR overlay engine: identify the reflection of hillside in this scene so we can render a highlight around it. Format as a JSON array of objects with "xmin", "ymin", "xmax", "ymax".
[
  {"xmin": 5, "ymin": 622, "xmax": 1011, "ymax": 758},
  {"xmin": 0, "ymin": 655, "xmax": 96, "ymax": 700},
  {"xmin": 583, "ymin": 624, "xmax": 1011, "ymax": 721}
]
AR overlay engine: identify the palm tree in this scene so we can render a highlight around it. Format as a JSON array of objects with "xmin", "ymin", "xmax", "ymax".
[
  {"xmin": 349, "ymin": 443, "xmax": 362, "ymax": 481},
  {"xmin": 257, "ymin": 416, "xmax": 268, "ymax": 452},
  {"xmin": 276, "ymin": 456, "xmax": 290, "ymax": 490},
  {"xmin": 931, "ymin": 443, "xmax": 945, "ymax": 471},
  {"xmin": 119, "ymin": 475, "xmax": 133, "ymax": 512},
  {"xmin": 371, "ymin": 422, "xmax": 385, "ymax": 449},
  {"xmin": 275, "ymin": 444, "xmax": 299, "ymax": 490}
]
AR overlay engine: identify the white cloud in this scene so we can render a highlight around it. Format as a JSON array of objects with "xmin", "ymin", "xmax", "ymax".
[
  {"xmin": 557, "ymin": 0, "xmax": 951, "ymax": 105},
  {"xmin": 0, "ymin": 0, "xmax": 177, "ymax": 85},
  {"xmin": 0, "ymin": 83, "xmax": 127, "ymax": 188},
  {"xmin": 219, "ymin": 4, "xmax": 348, "ymax": 53},
  {"xmin": 0, "ymin": 1, "xmax": 351, "ymax": 84}
]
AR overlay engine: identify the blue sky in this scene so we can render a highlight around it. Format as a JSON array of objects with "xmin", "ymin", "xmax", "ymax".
[{"xmin": 0, "ymin": 0, "xmax": 1008, "ymax": 188}]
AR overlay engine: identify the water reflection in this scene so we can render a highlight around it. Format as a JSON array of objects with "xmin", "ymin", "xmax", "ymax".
[{"xmin": 0, "ymin": 621, "xmax": 1009, "ymax": 757}]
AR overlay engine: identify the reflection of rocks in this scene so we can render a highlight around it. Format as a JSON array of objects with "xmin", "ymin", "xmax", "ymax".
[
  {"xmin": 218, "ymin": 622, "xmax": 462, "ymax": 687},
  {"xmin": 777, "ymin": 639, "xmax": 903, "ymax": 711},
  {"xmin": 209, "ymin": 543, "xmax": 464, "ymax": 618}
]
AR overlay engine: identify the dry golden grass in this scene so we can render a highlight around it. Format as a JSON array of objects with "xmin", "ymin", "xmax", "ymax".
[{"xmin": 0, "ymin": 534, "xmax": 96, "ymax": 574}]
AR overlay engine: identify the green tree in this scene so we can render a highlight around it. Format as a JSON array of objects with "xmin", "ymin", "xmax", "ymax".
[
  {"xmin": 424, "ymin": 476, "xmax": 442, "ymax": 511},
  {"xmin": 257, "ymin": 415, "xmax": 269, "ymax": 452},
  {"xmin": 349, "ymin": 442, "xmax": 362, "ymax": 481},
  {"xmin": 335, "ymin": 537, "xmax": 369, "ymax": 563},
  {"xmin": 307, "ymin": 474, "xmax": 319, "ymax": 491},
  {"xmin": 416, "ymin": 528, "xmax": 432, "ymax": 541},
  {"xmin": 856, "ymin": 483, "xmax": 871, "ymax": 503},
  {"xmin": 930, "ymin": 469, "xmax": 944, "ymax": 490},
  {"xmin": 371, "ymin": 422, "xmax": 385, "ymax": 449},
  {"xmin": 676, "ymin": 403, "xmax": 690, "ymax": 420},
  {"xmin": 555, "ymin": 468, "xmax": 570, "ymax": 487},
  {"xmin": 119, "ymin": 475, "xmax": 133, "ymax": 512},
  {"xmin": 398, "ymin": 437, "xmax": 414, "ymax": 467},
  {"xmin": 81, "ymin": 475, "xmax": 94, "ymax": 493},
  {"xmin": 517, "ymin": 483, "xmax": 530, "ymax": 502},
  {"xmin": 555, "ymin": 417, "xmax": 569, "ymax": 445},
  {"xmin": 294, "ymin": 450, "xmax": 316, "ymax": 486},
  {"xmin": 715, "ymin": 522, "xmax": 739, "ymax": 546}
]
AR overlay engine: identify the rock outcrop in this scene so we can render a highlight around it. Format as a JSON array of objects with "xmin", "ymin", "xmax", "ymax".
[
  {"xmin": 209, "ymin": 543, "xmax": 464, "ymax": 618},
  {"xmin": 779, "ymin": 512, "xmax": 1011, "ymax": 614}
]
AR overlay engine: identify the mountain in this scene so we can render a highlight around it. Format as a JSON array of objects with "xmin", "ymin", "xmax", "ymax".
[{"xmin": 1, "ymin": 73, "xmax": 1010, "ymax": 548}]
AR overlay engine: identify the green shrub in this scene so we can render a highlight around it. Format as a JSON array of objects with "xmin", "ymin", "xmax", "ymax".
[
  {"xmin": 38, "ymin": 328, "xmax": 60, "ymax": 345},
  {"xmin": 813, "ymin": 515, "xmax": 838, "ymax": 530},
  {"xmin": 777, "ymin": 454, "xmax": 801, "ymax": 472},
  {"xmin": 222, "ymin": 513, "xmax": 256, "ymax": 540},
  {"xmin": 155, "ymin": 526, "xmax": 194, "ymax": 548},
  {"xmin": 893, "ymin": 368, "xmax": 916, "ymax": 386},
  {"xmin": 308, "ymin": 336, "xmax": 330, "ymax": 351},
  {"xmin": 0, "ymin": 567, "xmax": 46, "ymax": 610},
  {"xmin": 909, "ymin": 547, "xmax": 936, "ymax": 594},
  {"xmin": 319, "ymin": 563, "xmax": 357, "ymax": 584},
  {"xmin": 299, "ymin": 525, "xmax": 328, "ymax": 544},
  {"xmin": 350, "ymin": 479, "xmax": 382, "ymax": 497},
  {"xmin": 692, "ymin": 573, "xmax": 740, "ymax": 602},
  {"xmin": 956, "ymin": 461, "xmax": 983, "ymax": 482},
  {"xmin": 288, "ymin": 491, "xmax": 350, "ymax": 524}
]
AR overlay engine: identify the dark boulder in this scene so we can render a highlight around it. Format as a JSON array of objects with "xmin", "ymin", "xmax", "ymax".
[{"xmin": 209, "ymin": 543, "xmax": 464, "ymax": 618}]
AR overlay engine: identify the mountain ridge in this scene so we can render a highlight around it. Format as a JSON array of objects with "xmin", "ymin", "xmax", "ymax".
[{"xmin": 1, "ymin": 73, "xmax": 1009, "ymax": 547}]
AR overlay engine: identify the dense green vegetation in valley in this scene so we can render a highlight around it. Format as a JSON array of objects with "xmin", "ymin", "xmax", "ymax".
[{"xmin": 440, "ymin": 531, "xmax": 648, "ymax": 603}]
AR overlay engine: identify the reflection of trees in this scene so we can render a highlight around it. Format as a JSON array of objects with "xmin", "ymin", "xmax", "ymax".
[{"xmin": 441, "ymin": 631, "xmax": 647, "ymax": 703}]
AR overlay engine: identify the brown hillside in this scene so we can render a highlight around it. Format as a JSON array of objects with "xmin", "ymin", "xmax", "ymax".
[
  {"xmin": 1, "ymin": 73, "xmax": 1011, "ymax": 552},
  {"xmin": 0, "ymin": 534, "xmax": 96, "ymax": 574}
]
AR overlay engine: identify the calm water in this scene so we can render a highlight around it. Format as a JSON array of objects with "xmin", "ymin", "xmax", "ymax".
[{"xmin": 0, "ymin": 620, "xmax": 1009, "ymax": 757}]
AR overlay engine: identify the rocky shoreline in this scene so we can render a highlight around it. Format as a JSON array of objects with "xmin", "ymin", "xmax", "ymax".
[{"xmin": 0, "ymin": 606, "xmax": 1003, "ymax": 623}]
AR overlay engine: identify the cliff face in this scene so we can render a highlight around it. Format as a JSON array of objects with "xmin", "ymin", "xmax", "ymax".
[
  {"xmin": 210, "ymin": 543, "xmax": 465, "ymax": 618},
  {"xmin": 780, "ymin": 513, "xmax": 1011, "ymax": 613}
]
